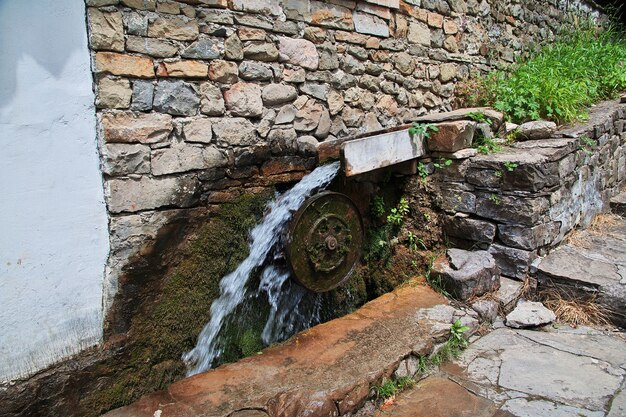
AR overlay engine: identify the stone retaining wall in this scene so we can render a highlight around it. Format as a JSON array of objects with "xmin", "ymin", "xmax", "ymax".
[
  {"xmin": 86, "ymin": 0, "xmax": 602, "ymax": 322},
  {"xmin": 430, "ymin": 100, "xmax": 626, "ymax": 280}
]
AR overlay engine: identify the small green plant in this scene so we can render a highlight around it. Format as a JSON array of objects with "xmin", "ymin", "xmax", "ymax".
[
  {"xmin": 423, "ymin": 212, "xmax": 431, "ymax": 222},
  {"xmin": 488, "ymin": 194, "xmax": 502, "ymax": 205},
  {"xmin": 407, "ymin": 231, "xmax": 426, "ymax": 251},
  {"xmin": 387, "ymin": 198, "xmax": 410, "ymax": 226},
  {"xmin": 494, "ymin": 171, "xmax": 503, "ymax": 178},
  {"xmin": 578, "ymin": 135, "xmax": 596, "ymax": 156},
  {"xmin": 450, "ymin": 319, "xmax": 470, "ymax": 349},
  {"xmin": 417, "ymin": 162, "xmax": 429, "ymax": 179},
  {"xmin": 503, "ymin": 161, "xmax": 518, "ymax": 172},
  {"xmin": 376, "ymin": 378, "xmax": 399, "ymax": 400},
  {"xmin": 433, "ymin": 158, "xmax": 453, "ymax": 169},
  {"xmin": 467, "ymin": 110, "xmax": 493, "ymax": 125},
  {"xmin": 396, "ymin": 376, "xmax": 415, "ymax": 390},
  {"xmin": 375, "ymin": 376, "xmax": 416, "ymax": 401},
  {"xmin": 416, "ymin": 320, "xmax": 472, "ymax": 373},
  {"xmin": 475, "ymin": 136, "xmax": 502, "ymax": 154},
  {"xmin": 408, "ymin": 122, "xmax": 439, "ymax": 139},
  {"xmin": 371, "ymin": 195, "xmax": 386, "ymax": 218}
]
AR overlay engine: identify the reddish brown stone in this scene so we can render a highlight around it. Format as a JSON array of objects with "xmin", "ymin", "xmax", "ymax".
[
  {"xmin": 94, "ymin": 52, "xmax": 154, "ymax": 78},
  {"xmin": 101, "ymin": 111, "xmax": 173, "ymax": 144},
  {"xmin": 374, "ymin": 376, "xmax": 497, "ymax": 417},
  {"xmin": 427, "ymin": 12, "xmax": 443, "ymax": 28},
  {"xmin": 427, "ymin": 120, "xmax": 475, "ymax": 153},
  {"xmin": 103, "ymin": 286, "xmax": 447, "ymax": 417},
  {"xmin": 261, "ymin": 157, "xmax": 309, "ymax": 176},
  {"xmin": 156, "ymin": 60, "xmax": 208, "ymax": 78}
]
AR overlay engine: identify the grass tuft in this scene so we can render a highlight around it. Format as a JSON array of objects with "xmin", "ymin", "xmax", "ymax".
[{"xmin": 541, "ymin": 290, "xmax": 611, "ymax": 327}]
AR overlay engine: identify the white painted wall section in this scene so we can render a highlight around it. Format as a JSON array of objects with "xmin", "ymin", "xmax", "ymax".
[{"xmin": 0, "ymin": 1, "xmax": 109, "ymax": 382}]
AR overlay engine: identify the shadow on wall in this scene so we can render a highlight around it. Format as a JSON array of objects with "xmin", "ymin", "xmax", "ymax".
[{"xmin": 0, "ymin": 1, "xmax": 86, "ymax": 109}]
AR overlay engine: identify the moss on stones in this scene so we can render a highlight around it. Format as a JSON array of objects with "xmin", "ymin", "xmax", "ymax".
[{"xmin": 82, "ymin": 190, "xmax": 273, "ymax": 416}]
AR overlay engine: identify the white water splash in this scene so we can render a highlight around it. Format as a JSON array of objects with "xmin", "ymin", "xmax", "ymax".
[{"xmin": 183, "ymin": 162, "xmax": 340, "ymax": 376}]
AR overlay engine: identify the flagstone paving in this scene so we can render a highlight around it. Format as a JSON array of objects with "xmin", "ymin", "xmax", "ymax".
[{"xmin": 375, "ymin": 325, "xmax": 625, "ymax": 417}]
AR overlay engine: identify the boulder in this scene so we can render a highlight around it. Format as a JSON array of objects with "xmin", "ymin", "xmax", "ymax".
[{"xmin": 431, "ymin": 249, "xmax": 500, "ymax": 301}]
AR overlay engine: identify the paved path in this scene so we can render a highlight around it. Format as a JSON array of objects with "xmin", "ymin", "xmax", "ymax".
[{"xmin": 375, "ymin": 325, "xmax": 625, "ymax": 417}]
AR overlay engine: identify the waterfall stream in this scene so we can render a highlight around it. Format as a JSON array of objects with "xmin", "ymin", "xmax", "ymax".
[{"xmin": 183, "ymin": 162, "xmax": 341, "ymax": 376}]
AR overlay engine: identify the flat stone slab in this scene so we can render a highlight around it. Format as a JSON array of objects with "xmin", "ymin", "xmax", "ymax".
[
  {"xmin": 103, "ymin": 286, "xmax": 451, "ymax": 417},
  {"xmin": 536, "ymin": 219, "xmax": 626, "ymax": 325},
  {"xmin": 342, "ymin": 128, "xmax": 425, "ymax": 176},
  {"xmin": 412, "ymin": 107, "xmax": 504, "ymax": 128},
  {"xmin": 443, "ymin": 326, "xmax": 625, "ymax": 415},
  {"xmin": 501, "ymin": 398, "xmax": 604, "ymax": 417}
]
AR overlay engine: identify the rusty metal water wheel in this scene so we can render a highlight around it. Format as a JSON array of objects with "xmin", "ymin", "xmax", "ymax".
[{"xmin": 286, "ymin": 191, "xmax": 363, "ymax": 293}]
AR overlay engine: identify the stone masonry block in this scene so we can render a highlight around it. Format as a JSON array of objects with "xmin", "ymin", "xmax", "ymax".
[
  {"xmin": 101, "ymin": 111, "xmax": 173, "ymax": 144},
  {"xmin": 443, "ymin": 215, "xmax": 496, "ymax": 244},
  {"xmin": 488, "ymin": 244, "xmax": 537, "ymax": 280},
  {"xmin": 95, "ymin": 52, "xmax": 155, "ymax": 78},
  {"xmin": 87, "ymin": 8, "xmax": 124, "ymax": 52},
  {"xmin": 427, "ymin": 120, "xmax": 475, "ymax": 153},
  {"xmin": 107, "ymin": 175, "xmax": 199, "ymax": 213}
]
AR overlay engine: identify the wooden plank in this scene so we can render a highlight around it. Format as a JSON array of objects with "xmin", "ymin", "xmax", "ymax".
[{"xmin": 342, "ymin": 128, "xmax": 425, "ymax": 176}]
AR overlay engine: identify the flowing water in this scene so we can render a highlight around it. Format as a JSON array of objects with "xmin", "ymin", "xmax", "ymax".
[{"xmin": 183, "ymin": 162, "xmax": 341, "ymax": 376}]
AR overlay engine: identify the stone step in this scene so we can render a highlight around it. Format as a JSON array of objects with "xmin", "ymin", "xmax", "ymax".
[
  {"xmin": 535, "ymin": 220, "xmax": 626, "ymax": 327},
  {"xmin": 103, "ymin": 285, "xmax": 479, "ymax": 417},
  {"xmin": 610, "ymin": 191, "xmax": 626, "ymax": 217}
]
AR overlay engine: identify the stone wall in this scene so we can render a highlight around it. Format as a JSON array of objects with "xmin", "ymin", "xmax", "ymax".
[
  {"xmin": 430, "ymin": 100, "xmax": 626, "ymax": 280},
  {"xmin": 87, "ymin": 0, "xmax": 603, "ymax": 327}
]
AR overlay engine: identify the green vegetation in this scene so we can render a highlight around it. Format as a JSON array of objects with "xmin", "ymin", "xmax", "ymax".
[
  {"xmin": 503, "ymin": 161, "xmax": 518, "ymax": 172},
  {"xmin": 407, "ymin": 231, "xmax": 426, "ymax": 251},
  {"xmin": 370, "ymin": 195, "xmax": 386, "ymax": 218},
  {"xmin": 364, "ymin": 197, "xmax": 410, "ymax": 263},
  {"xmin": 489, "ymin": 194, "xmax": 502, "ymax": 205},
  {"xmin": 432, "ymin": 158, "xmax": 453, "ymax": 169},
  {"xmin": 467, "ymin": 110, "xmax": 493, "ymax": 125},
  {"xmin": 375, "ymin": 376, "xmax": 416, "ymax": 400},
  {"xmin": 474, "ymin": 135, "xmax": 501, "ymax": 155},
  {"xmin": 579, "ymin": 135, "xmax": 597, "ymax": 156},
  {"xmin": 466, "ymin": 22, "xmax": 626, "ymax": 124},
  {"xmin": 408, "ymin": 122, "xmax": 439, "ymax": 138},
  {"xmin": 83, "ymin": 191, "xmax": 274, "ymax": 416},
  {"xmin": 373, "ymin": 321, "xmax": 470, "ymax": 404},
  {"xmin": 387, "ymin": 197, "xmax": 410, "ymax": 226}
]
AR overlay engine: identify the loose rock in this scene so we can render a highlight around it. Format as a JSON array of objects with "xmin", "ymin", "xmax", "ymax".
[
  {"xmin": 518, "ymin": 120, "xmax": 557, "ymax": 140},
  {"xmin": 505, "ymin": 300, "xmax": 556, "ymax": 328}
]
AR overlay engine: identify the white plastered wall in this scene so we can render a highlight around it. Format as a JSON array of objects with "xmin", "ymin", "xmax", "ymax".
[{"xmin": 0, "ymin": 0, "xmax": 109, "ymax": 382}]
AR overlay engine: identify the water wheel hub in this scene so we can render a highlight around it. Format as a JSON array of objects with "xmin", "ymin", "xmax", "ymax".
[{"xmin": 287, "ymin": 191, "xmax": 363, "ymax": 292}]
